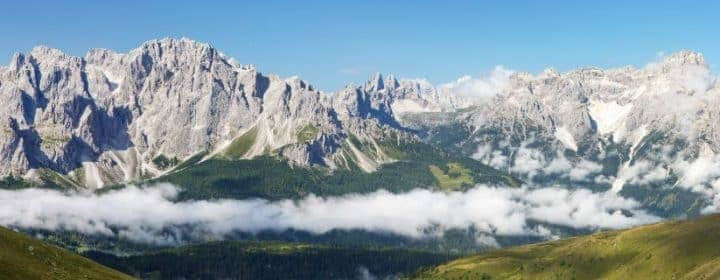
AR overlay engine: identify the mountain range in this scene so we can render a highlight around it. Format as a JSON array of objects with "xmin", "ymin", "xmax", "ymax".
[
  {"xmin": 0, "ymin": 38, "xmax": 403, "ymax": 187},
  {"xmin": 2, "ymin": 39, "xmax": 719, "ymax": 219}
]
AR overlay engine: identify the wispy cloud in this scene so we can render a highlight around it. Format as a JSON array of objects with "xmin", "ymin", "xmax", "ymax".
[
  {"xmin": 438, "ymin": 65, "xmax": 514, "ymax": 103},
  {"xmin": 474, "ymin": 140, "xmax": 602, "ymax": 183}
]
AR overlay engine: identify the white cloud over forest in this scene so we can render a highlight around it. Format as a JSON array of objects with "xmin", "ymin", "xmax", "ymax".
[{"xmin": 0, "ymin": 183, "xmax": 658, "ymax": 245}]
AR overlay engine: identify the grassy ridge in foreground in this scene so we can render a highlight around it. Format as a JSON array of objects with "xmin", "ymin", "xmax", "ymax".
[
  {"xmin": 0, "ymin": 226, "xmax": 132, "ymax": 280},
  {"xmin": 413, "ymin": 214, "xmax": 720, "ymax": 279}
]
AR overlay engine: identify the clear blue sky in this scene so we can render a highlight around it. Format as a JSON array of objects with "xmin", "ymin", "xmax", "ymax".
[{"xmin": 1, "ymin": 0, "xmax": 718, "ymax": 91}]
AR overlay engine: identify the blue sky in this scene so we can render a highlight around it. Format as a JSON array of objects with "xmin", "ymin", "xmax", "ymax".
[{"xmin": 1, "ymin": 0, "xmax": 718, "ymax": 91}]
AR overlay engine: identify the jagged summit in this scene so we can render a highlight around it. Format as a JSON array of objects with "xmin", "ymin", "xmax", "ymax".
[
  {"xmin": 538, "ymin": 67, "xmax": 560, "ymax": 78},
  {"xmin": 661, "ymin": 49, "xmax": 706, "ymax": 67},
  {"xmin": 0, "ymin": 38, "xmax": 421, "ymax": 187},
  {"xmin": 365, "ymin": 72, "xmax": 399, "ymax": 92},
  {"xmin": 134, "ymin": 37, "xmax": 217, "ymax": 59},
  {"xmin": 143, "ymin": 37, "xmax": 211, "ymax": 48},
  {"xmin": 29, "ymin": 45, "xmax": 70, "ymax": 59}
]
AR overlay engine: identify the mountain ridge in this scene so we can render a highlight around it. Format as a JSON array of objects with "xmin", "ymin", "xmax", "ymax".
[{"xmin": 0, "ymin": 38, "xmax": 423, "ymax": 187}]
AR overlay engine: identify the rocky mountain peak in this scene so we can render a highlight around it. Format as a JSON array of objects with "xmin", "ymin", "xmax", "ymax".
[
  {"xmin": 18, "ymin": 45, "xmax": 85, "ymax": 71},
  {"xmin": 85, "ymin": 48, "xmax": 121, "ymax": 63},
  {"xmin": 539, "ymin": 68, "xmax": 560, "ymax": 79},
  {"xmin": 365, "ymin": 72, "xmax": 399, "ymax": 92},
  {"xmin": 138, "ymin": 37, "xmax": 214, "ymax": 54},
  {"xmin": 661, "ymin": 50, "xmax": 706, "ymax": 68},
  {"xmin": 29, "ymin": 45, "xmax": 70, "ymax": 60},
  {"xmin": 7, "ymin": 52, "xmax": 25, "ymax": 71}
]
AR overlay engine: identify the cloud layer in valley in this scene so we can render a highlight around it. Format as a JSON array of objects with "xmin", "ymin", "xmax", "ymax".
[{"xmin": 0, "ymin": 183, "xmax": 658, "ymax": 245}]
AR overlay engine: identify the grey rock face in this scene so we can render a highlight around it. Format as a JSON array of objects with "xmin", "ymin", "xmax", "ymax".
[
  {"xmin": 0, "ymin": 38, "xmax": 408, "ymax": 188},
  {"xmin": 350, "ymin": 51, "xmax": 720, "ymax": 204},
  {"xmin": 468, "ymin": 50, "xmax": 718, "ymax": 151}
]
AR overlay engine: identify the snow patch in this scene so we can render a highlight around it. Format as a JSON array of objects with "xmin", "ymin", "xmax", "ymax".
[
  {"xmin": 345, "ymin": 139, "xmax": 378, "ymax": 173},
  {"xmin": 628, "ymin": 125, "xmax": 649, "ymax": 160},
  {"xmin": 87, "ymin": 65, "xmax": 122, "ymax": 90},
  {"xmin": 588, "ymin": 100, "xmax": 633, "ymax": 135},
  {"xmin": 391, "ymin": 99, "xmax": 441, "ymax": 115},
  {"xmin": 610, "ymin": 176, "xmax": 626, "ymax": 193},
  {"xmin": 82, "ymin": 162, "xmax": 104, "ymax": 189},
  {"xmin": 610, "ymin": 161, "xmax": 632, "ymax": 193},
  {"xmin": 554, "ymin": 126, "xmax": 578, "ymax": 151}
]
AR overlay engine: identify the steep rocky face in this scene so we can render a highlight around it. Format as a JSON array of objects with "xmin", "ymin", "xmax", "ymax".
[
  {"xmin": 0, "ymin": 38, "xmax": 407, "ymax": 188},
  {"xmin": 421, "ymin": 51, "xmax": 720, "ymax": 216},
  {"xmin": 0, "ymin": 46, "xmax": 132, "ymax": 181},
  {"xmin": 337, "ymin": 51, "xmax": 720, "ymax": 216},
  {"xmin": 476, "ymin": 51, "xmax": 714, "ymax": 146},
  {"xmin": 464, "ymin": 51, "xmax": 718, "ymax": 160},
  {"xmin": 375, "ymin": 51, "xmax": 715, "ymax": 157}
]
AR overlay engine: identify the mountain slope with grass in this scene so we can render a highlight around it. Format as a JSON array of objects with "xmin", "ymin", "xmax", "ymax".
[
  {"xmin": 0, "ymin": 226, "xmax": 132, "ymax": 280},
  {"xmin": 412, "ymin": 214, "xmax": 720, "ymax": 279},
  {"xmin": 156, "ymin": 140, "xmax": 520, "ymax": 201}
]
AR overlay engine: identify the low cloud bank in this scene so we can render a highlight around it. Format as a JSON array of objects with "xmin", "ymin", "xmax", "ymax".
[{"xmin": 0, "ymin": 183, "xmax": 658, "ymax": 245}]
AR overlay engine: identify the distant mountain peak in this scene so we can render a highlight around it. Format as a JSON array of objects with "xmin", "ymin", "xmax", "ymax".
[
  {"xmin": 28, "ymin": 45, "xmax": 80, "ymax": 65},
  {"xmin": 661, "ymin": 50, "xmax": 707, "ymax": 67},
  {"xmin": 365, "ymin": 72, "xmax": 399, "ymax": 92},
  {"xmin": 140, "ymin": 37, "xmax": 213, "ymax": 50}
]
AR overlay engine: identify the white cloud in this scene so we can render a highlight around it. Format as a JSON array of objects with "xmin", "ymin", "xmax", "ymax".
[
  {"xmin": 543, "ymin": 154, "xmax": 572, "ymax": 174},
  {"xmin": 475, "ymin": 234, "xmax": 500, "ymax": 248},
  {"xmin": 523, "ymin": 187, "xmax": 656, "ymax": 229},
  {"xmin": 542, "ymin": 155, "xmax": 602, "ymax": 182},
  {"xmin": 671, "ymin": 149, "xmax": 720, "ymax": 213},
  {"xmin": 509, "ymin": 146, "xmax": 546, "ymax": 177},
  {"xmin": 639, "ymin": 57, "xmax": 717, "ymax": 140},
  {"xmin": 614, "ymin": 161, "xmax": 665, "ymax": 187},
  {"xmin": 472, "ymin": 143, "xmax": 509, "ymax": 169},
  {"xmin": 439, "ymin": 66, "xmax": 514, "ymax": 103},
  {"xmin": 0, "ymin": 183, "xmax": 658, "ymax": 245},
  {"xmin": 674, "ymin": 153, "xmax": 720, "ymax": 189},
  {"xmin": 479, "ymin": 139, "xmax": 602, "ymax": 183},
  {"xmin": 568, "ymin": 160, "xmax": 603, "ymax": 181}
]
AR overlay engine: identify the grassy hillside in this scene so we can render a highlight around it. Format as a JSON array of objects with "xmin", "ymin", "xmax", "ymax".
[
  {"xmin": 156, "ymin": 141, "xmax": 520, "ymax": 201},
  {"xmin": 0, "ymin": 226, "xmax": 132, "ymax": 280},
  {"xmin": 85, "ymin": 241, "xmax": 453, "ymax": 280},
  {"xmin": 429, "ymin": 162, "xmax": 475, "ymax": 191},
  {"xmin": 0, "ymin": 138, "xmax": 520, "ymax": 201},
  {"xmin": 412, "ymin": 214, "xmax": 720, "ymax": 279}
]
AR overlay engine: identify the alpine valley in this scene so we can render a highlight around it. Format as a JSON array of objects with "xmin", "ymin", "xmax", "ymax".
[{"xmin": 3, "ymin": 38, "xmax": 720, "ymax": 279}]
